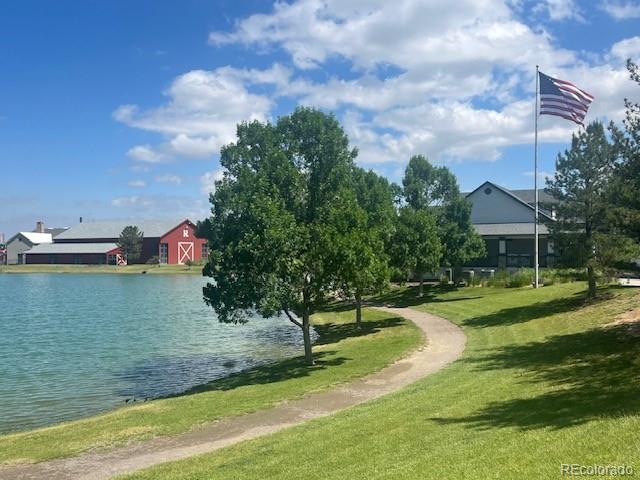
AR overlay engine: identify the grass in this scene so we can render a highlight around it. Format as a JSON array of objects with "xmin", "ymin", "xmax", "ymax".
[
  {"xmin": 0, "ymin": 307, "xmax": 422, "ymax": 464},
  {"xmin": 121, "ymin": 283, "xmax": 640, "ymax": 479},
  {"xmin": 0, "ymin": 264, "xmax": 204, "ymax": 274}
]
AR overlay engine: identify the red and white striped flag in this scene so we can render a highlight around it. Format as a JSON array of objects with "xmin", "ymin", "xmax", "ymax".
[{"xmin": 539, "ymin": 71, "xmax": 594, "ymax": 126}]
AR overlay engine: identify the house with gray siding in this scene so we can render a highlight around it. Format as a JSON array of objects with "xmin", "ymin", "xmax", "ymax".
[
  {"xmin": 464, "ymin": 181, "xmax": 557, "ymax": 270},
  {"xmin": 6, "ymin": 232, "xmax": 53, "ymax": 264}
]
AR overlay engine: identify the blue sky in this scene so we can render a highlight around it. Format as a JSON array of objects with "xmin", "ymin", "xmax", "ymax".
[{"xmin": 1, "ymin": 0, "xmax": 639, "ymax": 237}]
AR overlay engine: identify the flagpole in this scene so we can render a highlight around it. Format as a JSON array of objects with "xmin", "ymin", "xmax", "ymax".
[{"xmin": 534, "ymin": 65, "xmax": 539, "ymax": 288}]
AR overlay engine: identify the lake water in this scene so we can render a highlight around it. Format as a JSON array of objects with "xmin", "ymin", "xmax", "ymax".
[{"xmin": 0, "ymin": 274, "xmax": 304, "ymax": 434}]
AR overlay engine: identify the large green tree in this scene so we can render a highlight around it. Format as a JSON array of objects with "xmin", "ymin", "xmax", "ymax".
[
  {"xmin": 330, "ymin": 167, "xmax": 395, "ymax": 326},
  {"xmin": 402, "ymin": 155, "xmax": 484, "ymax": 278},
  {"xmin": 200, "ymin": 108, "xmax": 357, "ymax": 365},
  {"xmin": 117, "ymin": 226, "xmax": 143, "ymax": 264},
  {"xmin": 546, "ymin": 121, "xmax": 638, "ymax": 298},
  {"xmin": 390, "ymin": 206, "xmax": 441, "ymax": 297}
]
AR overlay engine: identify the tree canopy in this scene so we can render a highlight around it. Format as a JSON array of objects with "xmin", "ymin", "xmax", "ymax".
[
  {"xmin": 330, "ymin": 167, "xmax": 396, "ymax": 325},
  {"xmin": 398, "ymin": 155, "xmax": 484, "ymax": 285}
]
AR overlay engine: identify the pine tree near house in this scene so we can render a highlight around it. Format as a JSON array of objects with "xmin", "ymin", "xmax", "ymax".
[
  {"xmin": 546, "ymin": 121, "xmax": 638, "ymax": 298},
  {"xmin": 609, "ymin": 59, "xmax": 640, "ymax": 243}
]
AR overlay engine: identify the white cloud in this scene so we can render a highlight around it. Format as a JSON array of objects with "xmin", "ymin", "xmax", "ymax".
[
  {"xmin": 534, "ymin": 0, "xmax": 584, "ymax": 21},
  {"xmin": 111, "ymin": 196, "xmax": 153, "ymax": 208},
  {"xmin": 127, "ymin": 144, "xmax": 166, "ymax": 163},
  {"xmin": 155, "ymin": 174, "xmax": 183, "ymax": 185},
  {"xmin": 211, "ymin": 0, "xmax": 575, "ymax": 77},
  {"xmin": 200, "ymin": 169, "xmax": 225, "ymax": 195},
  {"xmin": 610, "ymin": 36, "xmax": 640, "ymax": 59},
  {"xmin": 128, "ymin": 179, "xmax": 147, "ymax": 188},
  {"xmin": 114, "ymin": 67, "xmax": 279, "ymax": 161},
  {"xmin": 600, "ymin": 0, "xmax": 640, "ymax": 19}
]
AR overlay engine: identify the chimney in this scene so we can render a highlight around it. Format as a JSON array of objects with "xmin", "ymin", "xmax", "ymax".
[
  {"xmin": 35, "ymin": 221, "xmax": 45, "ymax": 233},
  {"xmin": 79, "ymin": 216, "xmax": 83, "ymax": 224}
]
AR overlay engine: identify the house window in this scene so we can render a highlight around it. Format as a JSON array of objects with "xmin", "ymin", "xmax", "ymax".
[
  {"xmin": 499, "ymin": 239, "xmax": 506, "ymax": 255},
  {"xmin": 548, "ymin": 241, "xmax": 554, "ymax": 254},
  {"xmin": 201, "ymin": 243, "xmax": 209, "ymax": 260},
  {"xmin": 484, "ymin": 187, "xmax": 492, "ymax": 195},
  {"xmin": 183, "ymin": 228, "xmax": 189, "ymax": 238},
  {"xmin": 159, "ymin": 243, "xmax": 168, "ymax": 264}
]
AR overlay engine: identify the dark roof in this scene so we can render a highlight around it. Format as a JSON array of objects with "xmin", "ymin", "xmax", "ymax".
[
  {"xmin": 508, "ymin": 188, "xmax": 557, "ymax": 206},
  {"xmin": 54, "ymin": 219, "xmax": 189, "ymax": 240},
  {"xmin": 26, "ymin": 243, "xmax": 119, "ymax": 254}
]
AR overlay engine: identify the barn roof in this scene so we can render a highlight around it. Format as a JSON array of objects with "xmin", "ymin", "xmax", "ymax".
[
  {"xmin": 54, "ymin": 219, "xmax": 189, "ymax": 240},
  {"xmin": 26, "ymin": 242, "xmax": 119, "ymax": 254}
]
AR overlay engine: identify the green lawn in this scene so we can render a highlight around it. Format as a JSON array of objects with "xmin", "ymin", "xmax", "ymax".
[
  {"xmin": 0, "ymin": 264, "xmax": 204, "ymax": 274},
  {"xmin": 122, "ymin": 283, "xmax": 640, "ymax": 479},
  {"xmin": 0, "ymin": 307, "xmax": 421, "ymax": 464}
]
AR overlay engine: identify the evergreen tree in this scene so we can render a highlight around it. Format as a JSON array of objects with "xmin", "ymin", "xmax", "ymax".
[
  {"xmin": 546, "ymin": 121, "xmax": 638, "ymax": 298},
  {"xmin": 117, "ymin": 226, "xmax": 143, "ymax": 264},
  {"xmin": 609, "ymin": 59, "xmax": 640, "ymax": 242}
]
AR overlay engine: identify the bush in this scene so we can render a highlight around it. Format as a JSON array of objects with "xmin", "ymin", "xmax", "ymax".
[
  {"xmin": 146, "ymin": 256, "xmax": 159, "ymax": 265},
  {"xmin": 486, "ymin": 269, "xmax": 533, "ymax": 288},
  {"xmin": 505, "ymin": 268, "xmax": 534, "ymax": 288}
]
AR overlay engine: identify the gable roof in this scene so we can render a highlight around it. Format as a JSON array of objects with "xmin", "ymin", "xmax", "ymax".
[
  {"xmin": 7, "ymin": 232, "xmax": 53, "ymax": 245},
  {"xmin": 54, "ymin": 219, "xmax": 190, "ymax": 240},
  {"xmin": 465, "ymin": 181, "xmax": 555, "ymax": 221}
]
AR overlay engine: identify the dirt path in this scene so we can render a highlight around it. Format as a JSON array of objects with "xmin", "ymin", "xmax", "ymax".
[{"xmin": 1, "ymin": 307, "xmax": 466, "ymax": 480}]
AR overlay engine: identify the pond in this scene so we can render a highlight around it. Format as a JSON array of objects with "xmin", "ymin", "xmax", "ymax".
[{"xmin": 0, "ymin": 274, "xmax": 304, "ymax": 434}]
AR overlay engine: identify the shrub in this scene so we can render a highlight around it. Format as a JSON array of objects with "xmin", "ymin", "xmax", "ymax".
[
  {"xmin": 146, "ymin": 256, "xmax": 159, "ymax": 265},
  {"xmin": 505, "ymin": 268, "xmax": 534, "ymax": 288}
]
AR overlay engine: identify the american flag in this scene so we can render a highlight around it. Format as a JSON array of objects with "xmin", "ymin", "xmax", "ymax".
[{"xmin": 539, "ymin": 71, "xmax": 594, "ymax": 126}]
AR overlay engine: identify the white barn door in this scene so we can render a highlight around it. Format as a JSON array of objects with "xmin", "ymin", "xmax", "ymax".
[{"xmin": 177, "ymin": 242, "xmax": 194, "ymax": 264}]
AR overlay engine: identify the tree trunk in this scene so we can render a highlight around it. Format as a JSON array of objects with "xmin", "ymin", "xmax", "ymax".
[
  {"xmin": 302, "ymin": 311, "xmax": 314, "ymax": 366},
  {"xmin": 418, "ymin": 273, "xmax": 424, "ymax": 297},
  {"xmin": 355, "ymin": 292, "xmax": 362, "ymax": 327},
  {"xmin": 587, "ymin": 265, "xmax": 596, "ymax": 299}
]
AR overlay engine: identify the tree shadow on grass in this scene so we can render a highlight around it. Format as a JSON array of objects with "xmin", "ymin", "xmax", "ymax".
[
  {"xmin": 164, "ymin": 315, "xmax": 406, "ymax": 398},
  {"xmin": 462, "ymin": 288, "xmax": 616, "ymax": 328},
  {"xmin": 431, "ymin": 324, "xmax": 640, "ymax": 430},
  {"xmin": 313, "ymin": 316, "xmax": 406, "ymax": 346},
  {"xmin": 372, "ymin": 285, "xmax": 482, "ymax": 308},
  {"xmin": 171, "ymin": 351, "xmax": 347, "ymax": 396}
]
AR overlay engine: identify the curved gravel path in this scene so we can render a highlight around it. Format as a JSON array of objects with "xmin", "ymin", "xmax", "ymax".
[{"xmin": 1, "ymin": 306, "xmax": 466, "ymax": 480}]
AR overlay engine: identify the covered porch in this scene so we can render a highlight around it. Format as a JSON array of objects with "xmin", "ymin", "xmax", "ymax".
[{"xmin": 465, "ymin": 223, "xmax": 554, "ymax": 269}]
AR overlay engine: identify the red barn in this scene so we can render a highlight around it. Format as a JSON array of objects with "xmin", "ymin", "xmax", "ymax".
[{"xmin": 24, "ymin": 219, "xmax": 208, "ymax": 265}]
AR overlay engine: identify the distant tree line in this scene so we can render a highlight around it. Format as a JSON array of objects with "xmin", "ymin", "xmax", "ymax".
[{"xmin": 198, "ymin": 107, "xmax": 484, "ymax": 365}]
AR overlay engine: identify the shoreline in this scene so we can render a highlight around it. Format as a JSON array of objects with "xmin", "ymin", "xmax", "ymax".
[{"xmin": 0, "ymin": 264, "xmax": 204, "ymax": 275}]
